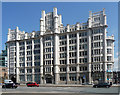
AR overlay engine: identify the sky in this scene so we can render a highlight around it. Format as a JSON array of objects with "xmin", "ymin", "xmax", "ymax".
[{"xmin": 2, "ymin": 2, "xmax": 118, "ymax": 70}]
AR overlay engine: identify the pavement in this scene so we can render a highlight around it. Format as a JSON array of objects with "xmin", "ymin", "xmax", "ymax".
[
  {"xmin": 1, "ymin": 86, "xmax": 119, "ymax": 93},
  {"xmin": 1, "ymin": 84, "xmax": 120, "ymax": 95}
]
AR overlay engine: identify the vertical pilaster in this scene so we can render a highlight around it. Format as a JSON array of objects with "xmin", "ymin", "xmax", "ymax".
[
  {"xmin": 40, "ymin": 16, "xmax": 44, "ymax": 84},
  {"xmin": 7, "ymin": 43, "xmax": 10, "ymax": 79},
  {"xmin": 54, "ymin": 34, "xmax": 59, "ymax": 84},
  {"xmin": 87, "ymin": 29, "xmax": 92, "ymax": 84},
  {"xmin": 103, "ymin": 27, "xmax": 107, "ymax": 82},
  {"xmin": 53, "ymin": 7, "xmax": 59, "ymax": 84},
  {"xmin": 32, "ymin": 40, "xmax": 34, "ymax": 82},
  {"xmin": 76, "ymin": 32, "xmax": 79, "ymax": 84},
  {"xmin": 24, "ymin": 41, "xmax": 27, "ymax": 83},
  {"xmin": 40, "ymin": 37, "xmax": 44, "ymax": 84},
  {"xmin": 16, "ymin": 41, "xmax": 19, "ymax": 83},
  {"xmin": 66, "ymin": 34, "xmax": 69, "ymax": 84},
  {"xmin": 42, "ymin": 10, "xmax": 46, "ymax": 32}
]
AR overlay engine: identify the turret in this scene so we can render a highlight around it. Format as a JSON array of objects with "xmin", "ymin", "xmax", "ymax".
[
  {"xmin": 40, "ymin": 18, "xmax": 44, "ymax": 35},
  {"xmin": 7, "ymin": 28, "xmax": 11, "ymax": 41},
  {"xmin": 103, "ymin": 8, "xmax": 107, "ymax": 25},
  {"xmin": 76, "ymin": 22, "xmax": 80, "ymax": 30},
  {"xmin": 41, "ymin": 10, "xmax": 46, "ymax": 31},
  {"xmin": 66, "ymin": 24, "xmax": 70, "ymax": 32},
  {"xmin": 53, "ymin": 7, "xmax": 59, "ymax": 33},
  {"xmin": 88, "ymin": 11, "xmax": 92, "ymax": 28},
  {"xmin": 16, "ymin": 26, "xmax": 19, "ymax": 40},
  {"xmin": 25, "ymin": 32, "xmax": 28, "ymax": 39}
]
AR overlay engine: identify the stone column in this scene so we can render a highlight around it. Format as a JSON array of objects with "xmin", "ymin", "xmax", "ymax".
[
  {"xmin": 53, "ymin": 7, "xmax": 60, "ymax": 84},
  {"xmin": 41, "ymin": 10, "xmax": 46, "ymax": 32},
  {"xmin": 76, "ymin": 32, "xmax": 79, "ymax": 84},
  {"xmin": 7, "ymin": 43, "xmax": 10, "ymax": 79},
  {"xmin": 87, "ymin": 29, "xmax": 92, "ymax": 84},
  {"xmin": 40, "ymin": 37, "xmax": 44, "ymax": 84},
  {"xmin": 40, "ymin": 16, "xmax": 44, "ymax": 84},
  {"xmin": 32, "ymin": 40, "xmax": 34, "ymax": 82},
  {"xmin": 24, "ymin": 41, "xmax": 27, "ymax": 83},
  {"xmin": 54, "ymin": 34, "xmax": 59, "ymax": 84},
  {"xmin": 66, "ymin": 34, "xmax": 69, "ymax": 84},
  {"xmin": 16, "ymin": 41, "xmax": 19, "ymax": 83}
]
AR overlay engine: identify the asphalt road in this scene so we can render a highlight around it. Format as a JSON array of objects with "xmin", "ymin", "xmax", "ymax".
[
  {"xmin": 1, "ymin": 93, "xmax": 119, "ymax": 95},
  {"xmin": 1, "ymin": 86, "xmax": 119, "ymax": 94}
]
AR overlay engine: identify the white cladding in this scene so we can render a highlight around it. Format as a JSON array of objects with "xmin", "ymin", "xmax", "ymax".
[{"xmin": 7, "ymin": 8, "xmax": 114, "ymax": 84}]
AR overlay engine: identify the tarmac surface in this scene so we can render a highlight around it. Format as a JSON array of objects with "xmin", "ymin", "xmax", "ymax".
[{"xmin": 1, "ymin": 84, "xmax": 120, "ymax": 95}]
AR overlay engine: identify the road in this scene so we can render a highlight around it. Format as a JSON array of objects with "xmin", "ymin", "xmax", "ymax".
[{"xmin": 1, "ymin": 86, "xmax": 119, "ymax": 95}]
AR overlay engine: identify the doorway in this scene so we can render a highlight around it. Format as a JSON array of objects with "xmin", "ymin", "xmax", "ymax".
[
  {"xmin": 45, "ymin": 74, "xmax": 52, "ymax": 84},
  {"xmin": 46, "ymin": 77, "xmax": 52, "ymax": 83}
]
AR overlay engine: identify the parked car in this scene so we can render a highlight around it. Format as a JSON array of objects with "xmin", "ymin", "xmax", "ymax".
[
  {"xmin": 93, "ymin": 82, "xmax": 111, "ymax": 88},
  {"xmin": 2, "ymin": 83, "xmax": 18, "ymax": 88},
  {"xmin": 26, "ymin": 82, "xmax": 39, "ymax": 87},
  {"xmin": 4, "ymin": 80, "xmax": 13, "ymax": 84}
]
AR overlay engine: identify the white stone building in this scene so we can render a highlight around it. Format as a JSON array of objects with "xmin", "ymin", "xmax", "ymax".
[{"xmin": 7, "ymin": 7, "xmax": 114, "ymax": 84}]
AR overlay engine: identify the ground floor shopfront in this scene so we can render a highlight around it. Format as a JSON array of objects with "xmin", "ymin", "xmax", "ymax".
[{"xmin": 9, "ymin": 71, "xmax": 113, "ymax": 84}]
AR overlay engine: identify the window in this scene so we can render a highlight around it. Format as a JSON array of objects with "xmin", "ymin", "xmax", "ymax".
[
  {"xmin": 26, "ymin": 40, "xmax": 32, "ymax": 44},
  {"xmin": 45, "ymin": 54, "xmax": 51, "ymax": 59},
  {"xmin": 69, "ymin": 59, "xmax": 77, "ymax": 64},
  {"xmin": 79, "ymin": 32, "xmax": 87, "ymax": 37},
  {"xmin": 34, "ymin": 50, "xmax": 40, "ymax": 54},
  {"xmin": 69, "ymin": 45, "xmax": 76, "ymax": 51},
  {"xmin": 27, "ymin": 46, "xmax": 32, "ymax": 49},
  {"xmin": 34, "ymin": 62, "xmax": 40, "ymax": 66},
  {"xmin": 60, "ymin": 60, "xmax": 67, "ymax": 64},
  {"xmin": 69, "ymin": 74, "xmax": 76, "ymax": 81},
  {"xmin": 34, "ymin": 39, "xmax": 40, "ymax": 43},
  {"xmin": 107, "ymin": 41, "xmax": 112, "ymax": 46},
  {"xmin": 45, "ymin": 36, "xmax": 53, "ymax": 41},
  {"xmin": 79, "ymin": 38, "xmax": 87, "ymax": 43},
  {"xmin": 34, "ymin": 68, "xmax": 40, "ymax": 73},
  {"xmin": 45, "ymin": 42, "xmax": 51, "ymax": 46},
  {"xmin": 34, "ymin": 56, "xmax": 40, "ymax": 60},
  {"xmin": 69, "ymin": 34, "xmax": 76, "ymax": 38},
  {"xmin": 45, "ymin": 48, "xmax": 51, "ymax": 52},
  {"xmin": 79, "ymin": 58, "xmax": 87, "ymax": 63},
  {"xmin": 69, "ymin": 39, "xmax": 76, "ymax": 44},
  {"xmin": 27, "ymin": 57, "xmax": 32, "ymax": 61},
  {"xmin": 27, "ymin": 62, "xmax": 32, "ymax": 66},
  {"xmin": 60, "ymin": 41, "xmax": 67, "ymax": 45},
  {"xmin": 107, "ymin": 56, "xmax": 112, "ymax": 61},
  {"xmin": 94, "ymin": 17, "xmax": 100, "ymax": 21},
  {"xmin": 34, "ymin": 44, "xmax": 40, "ymax": 49},
  {"xmin": 69, "ymin": 67, "xmax": 76, "ymax": 71},
  {"xmin": 60, "ymin": 74, "xmax": 66, "ymax": 81},
  {"xmin": 107, "ymin": 49, "xmax": 112, "ymax": 54},
  {"xmin": 60, "ymin": 47, "xmax": 67, "ymax": 52},
  {"xmin": 60, "ymin": 67, "xmax": 66, "ymax": 72},
  {"xmin": 19, "ymin": 42, "xmax": 24, "ymax": 45},
  {"xmin": 27, "ymin": 51, "xmax": 32, "ymax": 55},
  {"xmin": 60, "ymin": 53, "xmax": 66, "ymax": 58},
  {"xmin": 69, "ymin": 52, "xmax": 76, "ymax": 57},
  {"xmin": 27, "ymin": 69, "xmax": 32, "ymax": 73}
]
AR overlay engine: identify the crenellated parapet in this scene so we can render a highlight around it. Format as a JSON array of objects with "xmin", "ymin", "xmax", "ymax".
[{"xmin": 7, "ymin": 8, "xmax": 108, "ymax": 42}]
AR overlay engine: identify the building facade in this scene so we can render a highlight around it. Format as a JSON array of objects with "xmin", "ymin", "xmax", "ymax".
[
  {"xmin": 0, "ymin": 44, "xmax": 7, "ymax": 67},
  {"xmin": 7, "ymin": 8, "xmax": 114, "ymax": 84}
]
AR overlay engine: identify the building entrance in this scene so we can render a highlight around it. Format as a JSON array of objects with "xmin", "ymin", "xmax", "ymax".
[
  {"xmin": 46, "ymin": 78, "xmax": 52, "ymax": 83},
  {"xmin": 45, "ymin": 74, "xmax": 52, "ymax": 84}
]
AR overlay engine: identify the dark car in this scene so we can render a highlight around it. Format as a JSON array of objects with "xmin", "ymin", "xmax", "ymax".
[
  {"xmin": 26, "ymin": 82, "xmax": 39, "ymax": 87},
  {"xmin": 2, "ymin": 83, "xmax": 18, "ymax": 88},
  {"xmin": 93, "ymin": 82, "xmax": 111, "ymax": 88}
]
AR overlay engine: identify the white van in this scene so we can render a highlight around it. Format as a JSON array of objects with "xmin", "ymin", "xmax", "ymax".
[{"xmin": 4, "ymin": 80, "xmax": 13, "ymax": 84}]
